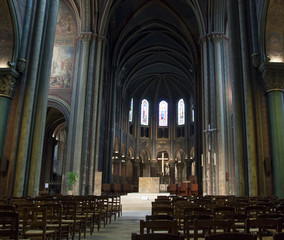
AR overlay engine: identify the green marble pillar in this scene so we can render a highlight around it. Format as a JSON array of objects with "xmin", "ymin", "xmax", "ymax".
[
  {"xmin": 0, "ymin": 68, "xmax": 19, "ymax": 157},
  {"xmin": 261, "ymin": 63, "xmax": 284, "ymax": 198}
]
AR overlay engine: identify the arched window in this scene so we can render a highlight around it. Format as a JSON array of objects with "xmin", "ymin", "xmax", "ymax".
[
  {"xmin": 129, "ymin": 98, "xmax": 133, "ymax": 122},
  {"xmin": 159, "ymin": 100, "xmax": 168, "ymax": 126},
  {"xmin": 141, "ymin": 99, "xmax": 149, "ymax": 125},
  {"xmin": 178, "ymin": 99, "xmax": 185, "ymax": 125}
]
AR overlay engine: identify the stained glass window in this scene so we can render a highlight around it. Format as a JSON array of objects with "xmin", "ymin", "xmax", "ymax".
[
  {"xmin": 178, "ymin": 99, "xmax": 185, "ymax": 125},
  {"xmin": 141, "ymin": 99, "xmax": 149, "ymax": 125},
  {"xmin": 129, "ymin": 98, "xmax": 133, "ymax": 122},
  {"xmin": 159, "ymin": 100, "xmax": 168, "ymax": 126}
]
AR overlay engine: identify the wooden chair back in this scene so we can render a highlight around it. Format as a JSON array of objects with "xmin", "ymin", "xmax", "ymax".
[
  {"xmin": 23, "ymin": 206, "xmax": 56, "ymax": 240},
  {"xmin": 152, "ymin": 206, "xmax": 174, "ymax": 216},
  {"xmin": 0, "ymin": 212, "xmax": 19, "ymax": 240},
  {"xmin": 140, "ymin": 219, "xmax": 178, "ymax": 234},
  {"xmin": 205, "ymin": 232, "xmax": 257, "ymax": 240},
  {"xmin": 193, "ymin": 219, "xmax": 235, "ymax": 240},
  {"xmin": 146, "ymin": 215, "xmax": 174, "ymax": 221},
  {"xmin": 132, "ymin": 233, "xmax": 184, "ymax": 240},
  {"xmin": 245, "ymin": 218, "xmax": 282, "ymax": 240},
  {"xmin": 274, "ymin": 232, "xmax": 284, "ymax": 240}
]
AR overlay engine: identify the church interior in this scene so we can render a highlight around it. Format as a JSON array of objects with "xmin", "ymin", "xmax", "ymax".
[
  {"xmin": 0, "ymin": 1, "xmax": 284, "ymax": 237},
  {"xmin": 1, "ymin": 0, "xmax": 284, "ymax": 199}
]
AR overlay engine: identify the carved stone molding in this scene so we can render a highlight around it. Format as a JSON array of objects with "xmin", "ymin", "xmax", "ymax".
[
  {"xmin": 16, "ymin": 58, "xmax": 27, "ymax": 73},
  {"xmin": 251, "ymin": 53, "xmax": 260, "ymax": 68},
  {"xmin": 0, "ymin": 68, "xmax": 19, "ymax": 99},
  {"xmin": 199, "ymin": 33, "xmax": 227, "ymax": 44},
  {"xmin": 79, "ymin": 32, "xmax": 92, "ymax": 43},
  {"xmin": 260, "ymin": 63, "xmax": 284, "ymax": 93}
]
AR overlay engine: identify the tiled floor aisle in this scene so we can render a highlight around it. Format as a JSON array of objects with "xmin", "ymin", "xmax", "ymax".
[{"xmin": 84, "ymin": 210, "xmax": 151, "ymax": 240}]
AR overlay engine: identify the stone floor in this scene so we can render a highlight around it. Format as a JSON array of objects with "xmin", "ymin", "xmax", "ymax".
[{"xmin": 83, "ymin": 210, "xmax": 151, "ymax": 240}]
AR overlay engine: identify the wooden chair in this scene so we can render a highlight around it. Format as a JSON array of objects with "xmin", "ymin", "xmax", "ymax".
[
  {"xmin": 0, "ymin": 212, "xmax": 19, "ymax": 240},
  {"xmin": 274, "ymin": 232, "xmax": 284, "ymax": 240},
  {"xmin": 102, "ymin": 184, "xmax": 111, "ymax": 195},
  {"xmin": 168, "ymin": 184, "xmax": 178, "ymax": 195},
  {"xmin": 42, "ymin": 203, "xmax": 69, "ymax": 240},
  {"xmin": 213, "ymin": 206, "xmax": 235, "ymax": 219},
  {"xmin": 22, "ymin": 207, "xmax": 56, "ymax": 240},
  {"xmin": 132, "ymin": 233, "xmax": 184, "ymax": 240},
  {"xmin": 205, "ymin": 232, "xmax": 257, "ymax": 240},
  {"xmin": 184, "ymin": 214, "xmax": 212, "ymax": 239},
  {"xmin": 152, "ymin": 206, "xmax": 174, "ymax": 216},
  {"xmin": 245, "ymin": 205, "xmax": 266, "ymax": 218},
  {"xmin": 193, "ymin": 219, "xmax": 235, "ymax": 240},
  {"xmin": 245, "ymin": 218, "xmax": 282, "ymax": 240},
  {"xmin": 0, "ymin": 205, "xmax": 16, "ymax": 212},
  {"xmin": 61, "ymin": 201, "xmax": 83, "ymax": 240},
  {"xmin": 140, "ymin": 219, "xmax": 178, "ymax": 234},
  {"xmin": 146, "ymin": 215, "xmax": 174, "ymax": 221},
  {"xmin": 178, "ymin": 183, "xmax": 190, "ymax": 196}
]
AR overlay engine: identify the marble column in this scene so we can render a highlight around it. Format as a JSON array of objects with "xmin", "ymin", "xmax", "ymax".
[
  {"xmin": 260, "ymin": 63, "xmax": 284, "ymax": 198},
  {"xmin": 28, "ymin": 0, "xmax": 59, "ymax": 197},
  {"xmin": 0, "ymin": 68, "xmax": 19, "ymax": 157},
  {"xmin": 14, "ymin": 0, "xmax": 47, "ymax": 197}
]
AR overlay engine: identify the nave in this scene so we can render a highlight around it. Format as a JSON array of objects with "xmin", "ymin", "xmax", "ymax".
[{"xmin": 84, "ymin": 210, "xmax": 149, "ymax": 240}]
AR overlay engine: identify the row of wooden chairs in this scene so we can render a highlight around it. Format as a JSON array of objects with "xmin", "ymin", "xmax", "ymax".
[
  {"xmin": 143, "ymin": 195, "xmax": 284, "ymax": 240},
  {"xmin": 0, "ymin": 194, "xmax": 122, "ymax": 240}
]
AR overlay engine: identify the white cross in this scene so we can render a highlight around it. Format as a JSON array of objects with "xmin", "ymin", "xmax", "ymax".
[{"xmin": 158, "ymin": 152, "xmax": 168, "ymax": 176}]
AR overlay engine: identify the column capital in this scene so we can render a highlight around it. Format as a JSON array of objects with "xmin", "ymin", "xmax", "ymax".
[
  {"xmin": 260, "ymin": 63, "xmax": 284, "ymax": 93},
  {"xmin": 199, "ymin": 33, "xmax": 227, "ymax": 43},
  {"xmin": 79, "ymin": 32, "xmax": 92, "ymax": 43},
  {"xmin": 0, "ymin": 68, "xmax": 20, "ymax": 99}
]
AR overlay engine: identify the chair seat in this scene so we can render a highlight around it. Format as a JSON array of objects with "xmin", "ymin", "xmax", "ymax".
[{"xmin": 25, "ymin": 229, "xmax": 56, "ymax": 235}]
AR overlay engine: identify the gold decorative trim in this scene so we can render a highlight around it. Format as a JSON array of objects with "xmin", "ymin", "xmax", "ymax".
[{"xmin": 266, "ymin": 88, "xmax": 284, "ymax": 94}]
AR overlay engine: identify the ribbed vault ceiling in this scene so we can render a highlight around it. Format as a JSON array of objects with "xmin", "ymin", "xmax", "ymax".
[{"xmin": 107, "ymin": 0, "xmax": 200, "ymax": 103}]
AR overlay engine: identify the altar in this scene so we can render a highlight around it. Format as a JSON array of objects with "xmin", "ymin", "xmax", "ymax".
[{"xmin": 138, "ymin": 177, "xmax": 160, "ymax": 193}]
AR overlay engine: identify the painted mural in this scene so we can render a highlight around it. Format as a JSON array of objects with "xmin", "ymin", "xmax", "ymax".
[
  {"xmin": 0, "ymin": 0, "xmax": 14, "ymax": 68},
  {"xmin": 50, "ymin": 1, "xmax": 76, "ymax": 89},
  {"xmin": 265, "ymin": 0, "xmax": 284, "ymax": 62}
]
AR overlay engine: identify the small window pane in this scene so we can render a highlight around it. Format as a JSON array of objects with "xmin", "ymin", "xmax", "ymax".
[
  {"xmin": 141, "ymin": 99, "xmax": 149, "ymax": 125},
  {"xmin": 159, "ymin": 100, "xmax": 168, "ymax": 127},
  {"xmin": 129, "ymin": 98, "xmax": 133, "ymax": 122},
  {"xmin": 178, "ymin": 99, "xmax": 185, "ymax": 125}
]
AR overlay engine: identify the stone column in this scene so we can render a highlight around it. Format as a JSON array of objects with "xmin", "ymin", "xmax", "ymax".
[
  {"xmin": 71, "ymin": 33, "xmax": 91, "ymax": 195},
  {"xmin": 0, "ymin": 68, "xmax": 19, "ymax": 157},
  {"xmin": 169, "ymin": 161, "xmax": 175, "ymax": 184},
  {"xmin": 227, "ymin": 0, "xmax": 247, "ymax": 196},
  {"xmin": 238, "ymin": 0, "xmax": 258, "ymax": 196},
  {"xmin": 28, "ymin": 0, "xmax": 59, "ymax": 197},
  {"xmin": 113, "ymin": 152, "xmax": 121, "ymax": 184},
  {"xmin": 260, "ymin": 63, "xmax": 284, "ymax": 198},
  {"xmin": 132, "ymin": 160, "xmax": 140, "ymax": 186},
  {"xmin": 200, "ymin": 37, "xmax": 210, "ymax": 195},
  {"xmin": 150, "ymin": 161, "xmax": 156, "ymax": 177},
  {"xmin": 212, "ymin": 35, "xmax": 228, "ymax": 195},
  {"xmin": 14, "ymin": 0, "xmax": 47, "ymax": 197},
  {"xmin": 121, "ymin": 156, "xmax": 126, "ymax": 183}
]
